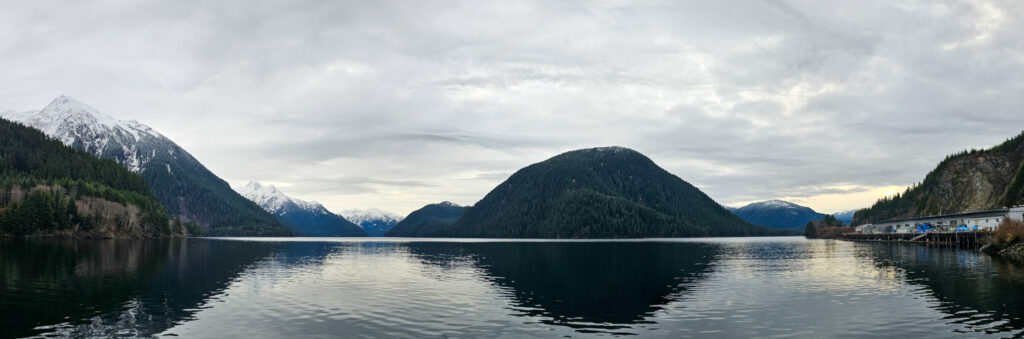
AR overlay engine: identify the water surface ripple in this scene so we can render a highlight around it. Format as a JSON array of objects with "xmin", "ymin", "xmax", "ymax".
[{"xmin": 3, "ymin": 237, "xmax": 1024, "ymax": 338}]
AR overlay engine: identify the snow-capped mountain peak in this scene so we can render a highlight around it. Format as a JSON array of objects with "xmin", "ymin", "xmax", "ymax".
[
  {"xmin": 729, "ymin": 199, "xmax": 827, "ymax": 230},
  {"xmin": 1, "ymin": 95, "xmax": 164, "ymax": 172},
  {"xmin": 235, "ymin": 181, "xmax": 325, "ymax": 214},
  {"xmin": 237, "ymin": 181, "xmax": 287, "ymax": 205},
  {"xmin": 341, "ymin": 207, "xmax": 403, "ymax": 236},
  {"xmin": 341, "ymin": 208, "xmax": 404, "ymax": 225},
  {"xmin": 38, "ymin": 95, "xmax": 159, "ymax": 139},
  {"xmin": 438, "ymin": 201, "xmax": 461, "ymax": 208},
  {"xmin": 234, "ymin": 181, "xmax": 367, "ymax": 236},
  {"xmin": 750, "ymin": 199, "xmax": 801, "ymax": 209}
]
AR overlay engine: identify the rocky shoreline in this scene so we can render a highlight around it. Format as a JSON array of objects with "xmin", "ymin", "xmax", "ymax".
[
  {"xmin": 977, "ymin": 241, "xmax": 1024, "ymax": 262},
  {"xmin": 997, "ymin": 243, "xmax": 1024, "ymax": 260}
]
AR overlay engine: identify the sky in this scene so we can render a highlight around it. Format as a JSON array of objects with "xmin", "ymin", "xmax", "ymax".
[{"xmin": 2, "ymin": 0, "xmax": 1023, "ymax": 216}]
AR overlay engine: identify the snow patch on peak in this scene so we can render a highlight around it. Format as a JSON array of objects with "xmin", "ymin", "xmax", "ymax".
[
  {"xmin": 576, "ymin": 146, "xmax": 637, "ymax": 155},
  {"xmin": 46, "ymin": 95, "xmax": 113, "ymax": 122},
  {"xmin": 236, "ymin": 181, "xmax": 288, "ymax": 211},
  {"xmin": 235, "ymin": 181, "xmax": 326, "ymax": 214},
  {"xmin": 38, "ymin": 95, "xmax": 162, "ymax": 139},
  {"xmin": 1, "ymin": 95, "xmax": 166, "ymax": 172},
  {"xmin": 593, "ymin": 146, "xmax": 629, "ymax": 152},
  {"xmin": 239, "ymin": 181, "xmax": 281, "ymax": 195},
  {"xmin": 730, "ymin": 199, "xmax": 811, "ymax": 212},
  {"xmin": 751, "ymin": 200, "xmax": 801, "ymax": 209},
  {"xmin": 341, "ymin": 208, "xmax": 404, "ymax": 224}
]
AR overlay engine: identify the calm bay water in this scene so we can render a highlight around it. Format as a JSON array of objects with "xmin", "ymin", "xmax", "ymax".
[{"xmin": 4, "ymin": 237, "xmax": 1024, "ymax": 338}]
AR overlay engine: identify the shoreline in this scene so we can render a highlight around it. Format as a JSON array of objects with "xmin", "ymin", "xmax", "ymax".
[{"xmin": 835, "ymin": 233, "xmax": 1024, "ymax": 262}]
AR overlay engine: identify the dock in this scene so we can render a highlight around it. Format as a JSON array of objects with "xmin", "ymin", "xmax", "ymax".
[{"xmin": 841, "ymin": 231, "xmax": 992, "ymax": 249}]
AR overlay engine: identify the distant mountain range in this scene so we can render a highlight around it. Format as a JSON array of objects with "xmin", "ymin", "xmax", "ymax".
[
  {"xmin": 410, "ymin": 147, "xmax": 783, "ymax": 238},
  {"xmin": 2, "ymin": 97, "xmax": 857, "ymax": 239},
  {"xmin": 385, "ymin": 202, "xmax": 466, "ymax": 237},
  {"xmin": 341, "ymin": 208, "xmax": 403, "ymax": 236},
  {"xmin": 236, "ymin": 182, "xmax": 366, "ymax": 237},
  {"xmin": 854, "ymin": 132, "xmax": 1024, "ymax": 225},
  {"xmin": 2, "ymin": 96, "xmax": 292, "ymax": 236}
]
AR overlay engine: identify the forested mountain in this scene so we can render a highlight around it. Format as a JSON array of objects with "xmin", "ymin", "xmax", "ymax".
[
  {"xmin": 425, "ymin": 147, "xmax": 781, "ymax": 238},
  {"xmin": 384, "ymin": 202, "xmax": 466, "ymax": 237},
  {"xmin": 2, "ymin": 96, "xmax": 291, "ymax": 236},
  {"xmin": 0, "ymin": 118, "xmax": 193, "ymax": 237},
  {"xmin": 728, "ymin": 200, "xmax": 826, "ymax": 230},
  {"xmin": 853, "ymin": 132, "xmax": 1024, "ymax": 225},
  {"xmin": 341, "ymin": 208, "xmax": 403, "ymax": 236},
  {"xmin": 236, "ymin": 182, "xmax": 366, "ymax": 236}
]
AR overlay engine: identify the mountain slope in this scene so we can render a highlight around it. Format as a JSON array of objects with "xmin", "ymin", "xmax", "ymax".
[
  {"xmin": 2, "ymin": 96, "xmax": 291, "ymax": 236},
  {"xmin": 341, "ymin": 208, "xmax": 403, "ymax": 236},
  {"xmin": 0, "ymin": 118, "xmax": 189, "ymax": 237},
  {"xmin": 236, "ymin": 182, "xmax": 366, "ymax": 236},
  {"xmin": 729, "ymin": 200, "xmax": 827, "ymax": 230},
  {"xmin": 429, "ymin": 147, "xmax": 778, "ymax": 238},
  {"xmin": 832, "ymin": 210, "xmax": 856, "ymax": 225},
  {"xmin": 853, "ymin": 132, "xmax": 1024, "ymax": 225},
  {"xmin": 384, "ymin": 202, "xmax": 466, "ymax": 237}
]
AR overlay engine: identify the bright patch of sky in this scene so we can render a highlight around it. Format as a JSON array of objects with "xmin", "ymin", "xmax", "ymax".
[{"xmin": 2, "ymin": 0, "xmax": 1022, "ymax": 215}]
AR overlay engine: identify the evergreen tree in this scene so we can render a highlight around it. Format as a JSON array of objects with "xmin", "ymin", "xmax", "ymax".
[{"xmin": 804, "ymin": 222, "xmax": 817, "ymax": 239}]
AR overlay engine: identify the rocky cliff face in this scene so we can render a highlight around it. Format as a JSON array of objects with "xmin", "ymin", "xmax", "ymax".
[
  {"xmin": 929, "ymin": 153, "xmax": 1021, "ymax": 213},
  {"xmin": 853, "ymin": 132, "xmax": 1024, "ymax": 225}
]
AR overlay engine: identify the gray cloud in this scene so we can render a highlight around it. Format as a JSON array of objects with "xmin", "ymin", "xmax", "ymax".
[{"xmin": 2, "ymin": 0, "xmax": 1023, "ymax": 214}]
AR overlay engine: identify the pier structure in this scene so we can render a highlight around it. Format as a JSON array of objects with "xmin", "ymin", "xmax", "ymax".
[
  {"xmin": 855, "ymin": 206, "xmax": 1024, "ymax": 234},
  {"xmin": 842, "ymin": 231, "xmax": 990, "ymax": 249},
  {"xmin": 841, "ymin": 206, "xmax": 1024, "ymax": 249}
]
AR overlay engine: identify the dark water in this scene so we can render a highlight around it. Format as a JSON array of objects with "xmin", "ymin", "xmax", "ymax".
[{"xmin": 4, "ymin": 237, "xmax": 1024, "ymax": 338}]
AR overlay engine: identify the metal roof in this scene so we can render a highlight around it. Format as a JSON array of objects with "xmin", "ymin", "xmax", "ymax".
[{"xmin": 876, "ymin": 208, "xmax": 1009, "ymax": 224}]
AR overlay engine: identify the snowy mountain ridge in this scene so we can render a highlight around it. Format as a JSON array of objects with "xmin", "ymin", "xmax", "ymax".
[
  {"xmin": 2, "ymin": 95, "xmax": 292, "ymax": 235},
  {"xmin": 236, "ymin": 181, "xmax": 326, "ymax": 215},
  {"xmin": 743, "ymin": 199, "xmax": 803, "ymax": 210},
  {"xmin": 341, "ymin": 208, "xmax": 404, "ymax": 225},
  {"xmin": 1, "ymin": 95, "xmax": 162, "ymax": 172},
  {"xmin": 235, "ymin": 181, "xmax": 367, "ymax": 236},
  {"xmin": 341, "ymin": 208, "xmax": 404, "ymax": 236}
]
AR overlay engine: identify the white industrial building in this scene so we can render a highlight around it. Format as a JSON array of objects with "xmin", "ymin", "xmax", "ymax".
[{"xmin": 856, "ymin": 206, "xmax": 1024, "ymax": 234}]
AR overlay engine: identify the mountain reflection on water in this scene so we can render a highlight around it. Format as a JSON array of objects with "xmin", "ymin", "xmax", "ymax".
[
  {"xmin": 404, "ymin": 241, "xmax": 719, "ymax": 332},
  {"xmin": 0, "ymin": 239, "xmax": 279, "ymax": 338},
  {"xmin": 856, "ymin": 242, "xmax": 1024, "ymax": 336},
  {"xmin": 4, "ymin": 237, "xmax": 1024, "ymax": 338}
]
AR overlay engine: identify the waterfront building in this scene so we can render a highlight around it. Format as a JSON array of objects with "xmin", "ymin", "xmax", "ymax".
[{"xmin": 855, "ymin": 206, "xmax": 1024, "ymax": 234}]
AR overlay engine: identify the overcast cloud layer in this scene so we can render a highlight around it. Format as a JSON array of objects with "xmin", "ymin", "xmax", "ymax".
[{"xmin": 2, "ymin": 0, "xmax": 1023, "ymax": 215}]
